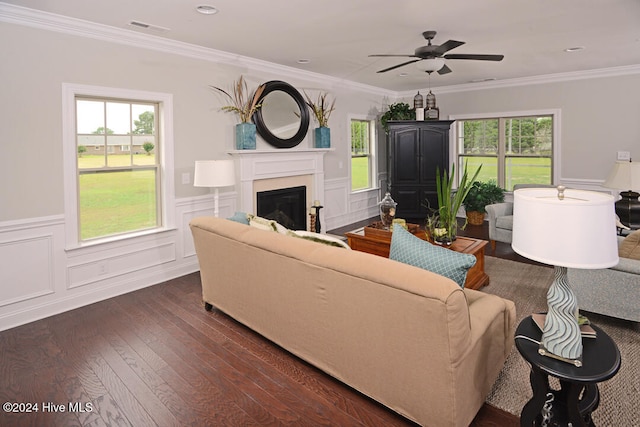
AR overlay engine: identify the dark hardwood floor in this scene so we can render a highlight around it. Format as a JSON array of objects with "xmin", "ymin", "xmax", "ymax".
[{"xmin": 0, "ymin": 219, "xmax": 521, "ymax": 427}]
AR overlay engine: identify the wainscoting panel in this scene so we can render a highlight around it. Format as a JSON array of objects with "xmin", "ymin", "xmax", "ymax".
[
  {"xmin": 0, "ymin": 234, "xmax": 54, "ymax": 307},
  {"xmin": 67, "ymin": 242, "xmax": 176, "ymax": 289},
  {"xmin": 324, "ymin": 177, "xmax": 380, "ymax": 230},
  {"xmin": 177, "ymin": 192, "xmax": 236, "ymax": 258}
]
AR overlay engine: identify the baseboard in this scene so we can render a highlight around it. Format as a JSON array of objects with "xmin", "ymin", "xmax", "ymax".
[{"xmin": 0, "ymin": 260, "xmax": 199, "ymax": 332}]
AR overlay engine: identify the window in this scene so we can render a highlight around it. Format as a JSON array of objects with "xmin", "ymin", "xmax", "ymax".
[
  {"xmin": 351, "ymin": 118, "xmax": 375, "ymax": 191},
  {"xmin": 63, "ymin": 84, "xmax": 174, "ymax": 248},
  {"xmin": 455, "ymin": 111, "xmax": 558, "ymax": 191}
]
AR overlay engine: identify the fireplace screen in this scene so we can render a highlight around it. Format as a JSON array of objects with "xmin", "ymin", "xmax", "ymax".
[{"xmin": 256, "ymin": 186, "xmax": 307, "ymax": 230}]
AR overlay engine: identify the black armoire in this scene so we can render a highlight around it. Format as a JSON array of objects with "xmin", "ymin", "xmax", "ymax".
[{"xmin": 387, "ymin": 120, "xmax": 454, "ymax": 220}]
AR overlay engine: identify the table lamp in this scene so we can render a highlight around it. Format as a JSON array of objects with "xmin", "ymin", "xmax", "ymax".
[
  {"xmin": 603, "ymin": 159, "xmax": 640, "ymax": 229},
  {"xmin": 512, "ymin": 186, "xmax": 619, "ymax": 366},
  {"xmin": 194, "ymin": 159, "xmax": 235, "ymax": 217}
]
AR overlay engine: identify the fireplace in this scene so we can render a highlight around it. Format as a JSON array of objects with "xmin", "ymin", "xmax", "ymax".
[
  {"xmin": 257, "ymin": 186, "xmax": 307, "ymax": 230},
  {"xmin": 229, "ymin": 148, "xmax": 329, "ymax": 232}
]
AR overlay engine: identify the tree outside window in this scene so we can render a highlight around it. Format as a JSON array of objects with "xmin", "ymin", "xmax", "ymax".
[
  {"xmin": 351, "ymin": 119, "xmax": 373, "ymax": 191},
  {"xmin": 457, "ymin": 115, "xmax": 553, "ymax": 191}
]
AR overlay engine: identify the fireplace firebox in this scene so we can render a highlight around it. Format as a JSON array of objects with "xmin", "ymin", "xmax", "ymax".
[{"xmin": 257, "ymin": 186, "xmax": 307, "ymax": 230}]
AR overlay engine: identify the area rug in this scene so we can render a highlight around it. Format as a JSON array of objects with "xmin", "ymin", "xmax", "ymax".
[{"xmin": 482, "ymin": 256, "xmax": 640, "ymax": 426}]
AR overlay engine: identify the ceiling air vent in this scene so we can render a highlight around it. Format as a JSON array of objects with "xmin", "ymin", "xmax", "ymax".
[{"xmin": 128, "ymin": 21, "xmax": 170, "ymax": 33}]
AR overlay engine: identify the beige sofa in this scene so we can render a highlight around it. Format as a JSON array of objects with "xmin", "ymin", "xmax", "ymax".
[{"xmin": 190, "ymin": 217, "xmax": 516, "ymax": 427}]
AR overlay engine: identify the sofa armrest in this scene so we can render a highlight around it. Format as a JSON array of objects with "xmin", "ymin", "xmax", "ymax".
[
  {"xmin": 464, "ymin": 290, "xmax": 516, "ymax": 360},
  {"xmin": 612, "ymin": 257, "xmax": 640, "ymax": 275},
  {"xmin": 485, "ymin": 202, "xmax": 513, "ymax": 220},
  {"xmin": 486, "ymin": 202, "xmax": 513, "ymax": 241}
]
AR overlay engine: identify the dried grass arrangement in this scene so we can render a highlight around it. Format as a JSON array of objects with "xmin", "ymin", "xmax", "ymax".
[
  {"xmin": 210, "ymin": 76, "xmax": 265, "ymax": 123},
  {"xmin": 304, "ymin": 91, "xmax": 336, "ymax": 127}
]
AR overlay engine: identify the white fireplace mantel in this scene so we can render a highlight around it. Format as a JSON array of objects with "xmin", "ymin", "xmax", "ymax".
[{"xmin": 228, "ymin": 148, "xmax": 332, "ymax": 215}]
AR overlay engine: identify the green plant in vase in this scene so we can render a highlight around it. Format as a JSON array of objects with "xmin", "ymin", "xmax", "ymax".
[
  {"xmin": 380, "ymin": 102, "xmax": 414, "ymax": 134},
  {"xmin": 462, "ymin": 180, "xmax": 505, "ymax": 225},
  {"xmin": 304, "ymin": 91, "xmax": 335, "ymax": 148},
  {"xmin": 210, "ymin": 76, "xmax": 265, "ymax": 149},
  {"xmin": 426, "ymin": 161, "xmax": 482, "ymax": 245}
]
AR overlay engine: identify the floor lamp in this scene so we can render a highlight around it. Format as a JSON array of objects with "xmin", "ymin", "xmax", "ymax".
[
  {"xmin": 194, "ymin": 160, "xmax": 235, "ymax": 217},
  {"xmin": 603, "ymin": 159, "xmax": 640, "ymax": 229},
  {"xmin": 512, "ymin": 186, "xmax": 619, "ymax": 366}
]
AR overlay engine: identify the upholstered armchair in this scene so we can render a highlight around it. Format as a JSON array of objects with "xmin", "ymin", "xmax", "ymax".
[
  {"xmin": 485, "ymin": 184, "xmax": 556, "ymax": 250},
  {"xmin": 569, "ymin": 232, "xmax": 640, "ymax": 322}
]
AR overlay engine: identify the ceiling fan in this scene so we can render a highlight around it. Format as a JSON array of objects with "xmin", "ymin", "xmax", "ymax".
[{"xmin": 369, "ymin": 30, "xmax": 504, "ymax": 75}]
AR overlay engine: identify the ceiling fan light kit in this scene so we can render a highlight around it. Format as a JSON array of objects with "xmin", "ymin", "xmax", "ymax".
[{"xmin": 415, "ymin": 58, "xmax": 445, "ymax": 72}]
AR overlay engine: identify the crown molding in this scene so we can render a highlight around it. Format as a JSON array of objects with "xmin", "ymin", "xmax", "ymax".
[
  {"xmin": 0, "ymin": 2, "xmax": 395, "ymax": 98},
  {"xmin": 401, "ymin": 64, "xmax": 640, "ymax": 97}
]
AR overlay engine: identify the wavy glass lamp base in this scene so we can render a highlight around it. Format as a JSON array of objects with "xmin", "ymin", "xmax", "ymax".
[{"xmin": 540, "ymin": 266, "xmax": 583, "ymax": 366}]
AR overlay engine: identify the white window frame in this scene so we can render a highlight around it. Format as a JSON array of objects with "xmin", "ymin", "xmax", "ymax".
[
  {"xmin": 62, "ymin": 83, "xmax": 175, "ymax": 250},
  {"xmin": 349, "ymin": 115, "xmax": 377, "ymax": 192},
  {"xmin": 449, "ymin": 109, "xmax": 561, "ymax": 189}
]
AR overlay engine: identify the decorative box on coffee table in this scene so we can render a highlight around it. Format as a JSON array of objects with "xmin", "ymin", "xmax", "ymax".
[{"xmin": 345, "ymin": 222, "xmax": 490, "ymax": 290}]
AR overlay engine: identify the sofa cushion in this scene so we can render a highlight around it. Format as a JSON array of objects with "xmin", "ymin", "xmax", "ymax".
[
  {"xmin": 619, "ymin": 229, "xmax": 640, "ymax": 260},
  {"xmin": 287, "ymin": 230, "xmax": 351, "ymax": 249},
  {"xmin": 227, "ymin": 211, "xmax": 250, "ymax": 225},
  {"xmin": 389, "ymin": 225, "xmax": 476, "ymax": 287},
  {"xmin": 495, "ymin": 215, "xmax": 513, "ymax": 230}
]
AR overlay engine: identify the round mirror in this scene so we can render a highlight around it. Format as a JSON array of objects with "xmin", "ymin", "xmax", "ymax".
[{"xmin": 253, "ymin": 81, "xmax": 309, "ymax": 148}]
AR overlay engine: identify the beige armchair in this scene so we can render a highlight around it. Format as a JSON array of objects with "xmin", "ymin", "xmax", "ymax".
[{"xmin": 486, "ymin": 184, "xmax": 556, "ymax": 250}]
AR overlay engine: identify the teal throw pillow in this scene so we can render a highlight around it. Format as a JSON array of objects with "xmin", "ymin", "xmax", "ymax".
[
  {"xmin": 389, "ymin": 225, "xmax": 476, "ymax": 287},
  {"xmin": 227, "ymin": 212, "xmax": 249, "ymax": 225}
]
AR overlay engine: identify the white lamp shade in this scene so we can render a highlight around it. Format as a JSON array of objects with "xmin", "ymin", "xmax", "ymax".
[
  {"xmin": 512, "ymin": 188, "xmax": 619, "ymax": 269},
  {"xmin": 194, "ymin": 160, "xmax": 235, "ymax": 188},
  {"xmin": 603, "ymin": 161, "xmax": 640, "ymax": 191},
  {"xmin": 415, "ymin": 58, "xmax": 445, "ymax": 72}
]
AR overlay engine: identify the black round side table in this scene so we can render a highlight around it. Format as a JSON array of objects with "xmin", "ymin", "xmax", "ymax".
[{"xmin": 515, "ymin": 316, "xmax": 621, "ymax": 427}]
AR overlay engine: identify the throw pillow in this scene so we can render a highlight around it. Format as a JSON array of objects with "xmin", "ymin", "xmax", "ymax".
[
  {"xmin": 287, "ymin": 230, "xmax": 351, "ymax": 249},
  {"xmin": 247, "ymin": 214, "xmax": 288, "ymax": 234},
  {"xmin": 227, "ymin": 212, "xmax": 249, "ymax": 225},
  {"xmin": 619, "ymin": 229, "xmax": 640, "ymax": 260},
  {"xmin": 389, "ymin": 225, "xmax": 476, "ymax": 287}
]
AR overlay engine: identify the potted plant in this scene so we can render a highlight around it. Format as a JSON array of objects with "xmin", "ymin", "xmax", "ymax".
[
  {"xmin": 426, "ymin": 161, "xmax": 482, "ymax": 245},
  {"xmin": 304, "ymin": 91, "xmax": 335, "ymax": 148},
  {"xmin": 380, "ymin": 102, "xmax": 414, "ymax": 134},
  {"xmin": 210, "ymin": 76, "xmax": 265, "ymax": 149},
  {"xmin": 463, "ymin": 180, "xmax": 505, "ymax": 226}
]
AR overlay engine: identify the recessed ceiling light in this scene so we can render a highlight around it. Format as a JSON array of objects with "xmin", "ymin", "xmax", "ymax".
[
  {"xmin": 398, "ymin": 72, "xmax": 409, "ymax": 77},
  {"xmin": 196, "ymin": 5, "xmax": 218, "ymax": 15},
  {"xmin": 564, "ymin": 46, "xmax": 585, "ymax": 52},
  {"xmin": 297, "ymin": 59, "xmax": 311, "ymax": 64}
]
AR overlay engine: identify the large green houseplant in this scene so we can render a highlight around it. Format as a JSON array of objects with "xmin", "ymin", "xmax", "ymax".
[
  {"xmin": 463, "ymin": 180, "xmax": 505, "ymax": 225},
  {"xmin": 380, "ymin": 102, "xmax": 414, "ymax": 134},
  {"xmin": 426, "ymin": 162, "xmax": 482, "ymax": 245}
]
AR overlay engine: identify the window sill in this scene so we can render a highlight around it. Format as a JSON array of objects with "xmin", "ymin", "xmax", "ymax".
[
  {"xmin": 65, "ymin": 226, "xmax": 177, "ymax": 254},
  {"xmin": 351, "ymin": 187, "xmax": 379, "ymax": 195}
]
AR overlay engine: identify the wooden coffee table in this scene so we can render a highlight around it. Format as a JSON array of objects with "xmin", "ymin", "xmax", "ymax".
[{"xmin": 345, "ymin": 224, "xmax": 490, "ymax": 290}]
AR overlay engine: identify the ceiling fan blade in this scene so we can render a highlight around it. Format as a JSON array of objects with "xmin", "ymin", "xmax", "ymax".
[
  {"xmin": 369, "ymin": 54, "xmax": 416, "ymax": 58},
  {"xmin": 376, "ymin": 59, "xmax": 421, "ymax": 73},
  {"xmin": 444, "ymin": 53, "xmax": 504, "ymax": 61},
  {"xmin": 433, "ymin": 40, "xmax": 465, "ymax": 55},
  {"xmin": 438, "ymin": 64, "xmax": 452, "ymax": 75}
]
